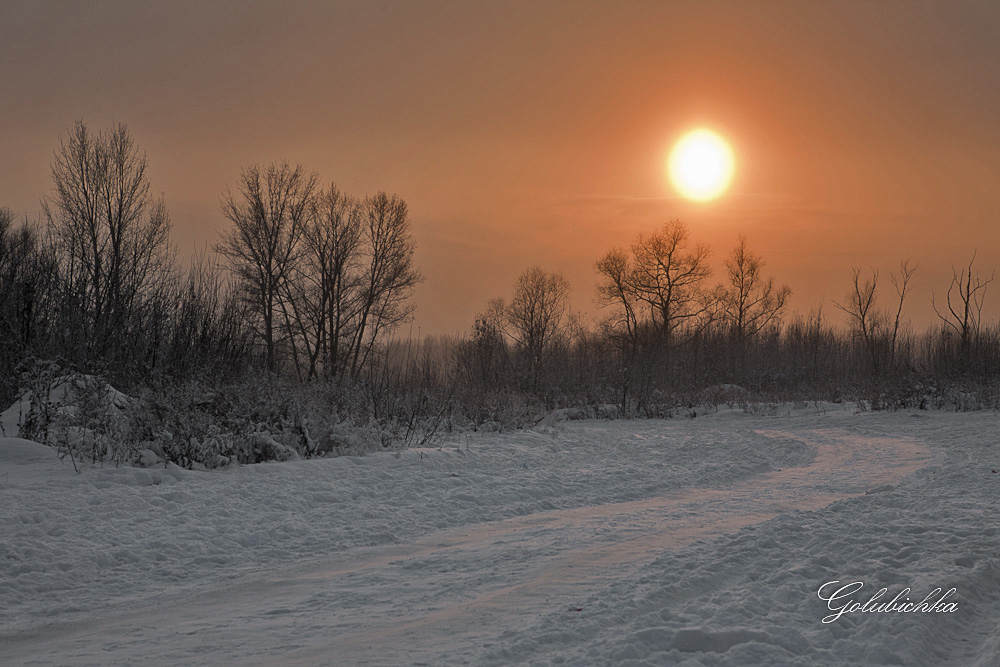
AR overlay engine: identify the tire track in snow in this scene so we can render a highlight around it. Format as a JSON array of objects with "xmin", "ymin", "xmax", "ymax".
[{"xmin": 1, "ymin": 427, "xmax": 931, "ymax": 666}]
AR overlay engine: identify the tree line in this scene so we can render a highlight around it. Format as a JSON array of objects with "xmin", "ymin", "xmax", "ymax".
[
  {"xmin": 459, "ymin": 222, "xmax": 1000, "ymax": 417},
  {"xmin": 0, "ymin": 122, "xmax": 422, "ymax": 405},
  {"xmin": 4, "ymin": 120, "xmax": 1000, "ymax": 447}
]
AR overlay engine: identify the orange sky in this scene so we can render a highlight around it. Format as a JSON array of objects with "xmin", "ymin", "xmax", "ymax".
[{"xmin": 3, "ymin": 1, "xmax": 999, "ymax": 336}]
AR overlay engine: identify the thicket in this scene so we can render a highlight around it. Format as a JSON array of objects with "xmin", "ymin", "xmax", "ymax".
[{"xmin": 3, "ymin": 121, "xmax": 1000, "ymax": 469}]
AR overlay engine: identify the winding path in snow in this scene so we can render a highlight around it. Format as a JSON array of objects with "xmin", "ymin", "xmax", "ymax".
[{"xmin": 2, "ymin": 427, "xmax": 931, "ymax": 666}]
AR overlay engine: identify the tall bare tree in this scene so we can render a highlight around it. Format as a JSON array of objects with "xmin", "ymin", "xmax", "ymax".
[
  {"xmin": 834, "ymin": 260, "xmax": 915, "ymax": 374},
  {"xmin": 932, "ymin": 252, "xmax": 994, "ymax": 357},
  {"xmin": 887, "ymin": 260, "xmax": 918, "ymax": 366},
  {"xmin": 163, "ymin": 249, "xmax": 254, "ymax": 374},
  {"xmin": 596, "ymin": 220, "xmax": 712, "ymax": 346},
  {"xmin": 0, "ymin": 211, "xmax": 54, "ymax": 359},
  {"xmin": 216, "ymin": 162, "xmax": 318, "ymax": 373},
  {"xmin": 503, "ymin": 266, "xmax": 571, "ymax": 389},
  {"xmin": 466, "ymin": 296, "xmax": 510, "ymax": 386},
  {"xmin": 595, "ymin": 247, "xmax": 639, "ymax": 346},
  {"xmin": 43, "ymin": 121, "xmax": 173, "ymax": 358},
  {"xmin": 719, "ymin": 235, "xmax": 791, "ymax": 343},
  {"xmin": 297, "ymin": 184, "xmax": 364, "ymax": 379},
  {"xmin": 348, "ymin": 191, "xmax": 423, "ymax": 379}
]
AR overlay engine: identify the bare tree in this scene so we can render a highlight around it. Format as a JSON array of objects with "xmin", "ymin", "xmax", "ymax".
[
  {"xmin": 43, "ymin": 121, "xmax": 173, "ymax": 358},
  {"xmin": 216, "ymin": 162, "xmax": 318, "ymax": 373},
  {"xmin": 0, "ymin": 211, "xmax": 50, "ymax": 357},
  {"xmin": 504, "ymin": 266, "xmax": 571, "ymax": 389},
  {"xmin": 466, "ymin": 297, "xmax": 510, "ymax": 386},
  {"xmin": 887, "ymin": 260, "xmax": 917, "ymax": 366},
  {"xmin": 834, "ymin": 260, "xmax": 915, "ymax": 374},
  {"xmin": 0, "ymin": 207, "xmax": 12, "ymax": 243},
  {"xmin": 720, "ymin": 235, "xmax": 791, "ymax": 343},
  {"xmin": 481, "ymin": 297, "xmax": 508, "ymax": 337},
  {"xmin": 596, "ymin": 220, "xmax": 712, "ymax": 346},
  {"xmin": 164, "ymin": 249, "xmax": 255, "ymax": 374},
  {"xmin": 348, "ymin": 191, "xmax": 424, "ymax": 379},
  {"xmin": 297, "ymin": 184, "xmax": 364, "ymax": 379},
  {"xmin": 835, "ymin": 267, "xmax": 881, "ymax": 372},
  {"xmin": 218, "ymin": 176, "xmax": 422, "ymax": 380},
  {"xmin": 595, "ymin": 247, "xmax": 639, "ymax": 346},
  {"xmin": 932, "ymin": 252, "xmax": 994, "ymax": 357}
]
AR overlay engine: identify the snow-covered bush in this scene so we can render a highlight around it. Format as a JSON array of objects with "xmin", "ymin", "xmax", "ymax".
[
  {"xmin": 123, "ymin": 376, "xmax": 434, "ymax": 468},
  {"xmin": 53, "ymin": 374, "xmax": 135, "ymax": 467},
  {"xmin": 5, "ymin": 361, "xmax": 137, "ymax": 469}
]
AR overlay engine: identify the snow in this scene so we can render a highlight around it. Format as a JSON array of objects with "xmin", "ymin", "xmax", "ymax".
[
  {"xmin": 0, "ymin": 375, "xmax": 131, "ymax": 439},
  {"xmin": 1, "ymin": 405, "xmax": 997, "ymax": 665}
]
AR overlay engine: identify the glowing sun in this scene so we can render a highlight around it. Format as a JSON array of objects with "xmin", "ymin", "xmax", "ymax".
[{"xmin": 668, "ymin": 129, "xmax": 735, "ymax": 201}]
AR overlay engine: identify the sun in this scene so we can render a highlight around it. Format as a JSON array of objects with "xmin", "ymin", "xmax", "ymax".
[{"xmin": 668, "ymin": 129, "xmax": 735, "ymax": 201}]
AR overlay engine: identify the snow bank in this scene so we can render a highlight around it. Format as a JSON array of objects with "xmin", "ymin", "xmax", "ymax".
[
  {"xmin": 0, "ymin": 415, "xmax": 814, "ymax": 638},
  {"xmin": 478, "ymin": 412, "xmax": 1000, "ymax": 666},
  {"xmin": 1, "ymin": 406, "xmax": 998, "ymax": 666}
]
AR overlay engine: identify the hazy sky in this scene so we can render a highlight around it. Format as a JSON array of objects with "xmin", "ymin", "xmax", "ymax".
[{"xmin": 3, "ymin": 1, "xmax": 999, "ymax": 335}]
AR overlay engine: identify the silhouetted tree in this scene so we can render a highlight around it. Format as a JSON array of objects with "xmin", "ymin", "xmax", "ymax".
[
  {"xmin": 504, "ymin": 266, "xmax": 570, "ymax": 390},
  {"xmin": 834, "ymin": 260, "xmax": 915, "ymax": 375},
  {"xmin": 43, "ymin": 121, "xmax": 173, "ymax": 362},
  {"xmin": 348, "ymin": 191, "xmax": 423, "ymax": 379},
  {"xmin": 163, "ymin": 249, "xmax": 255, "ymax": 374},
  {"xmin": 887, "ymin": 260, "xmax": 918, "ymax": 367},
  {"xmin": 719, "ymin": 235, "xmax": 791, "ymax": 344},
  {"xmin": 304, "ymin": 184, "xmax": 364, "ymax": 379},
  {"xmin": 216, "ymin": 162, "xmax": 318, "ymax": 373},
  {"xmin": 596, "ymin": 220, "xmax": 712, "ymax": 347},
  {"xmin": 0, "ymin": 211, "xmax": 56, "ymax": 392},
  {"xmin": 466, "ymin": 297, "xmax": 510, "ymax": 387},
  {"xmin": 595, "ymin": 247, "xmax": 640, "ymax": 347},
  {"xmin": 932, "ymin": 252, "xmax": 994, "ymax": 359}
]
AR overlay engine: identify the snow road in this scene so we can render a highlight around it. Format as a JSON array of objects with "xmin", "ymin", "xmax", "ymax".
[{"xmin": 3, "ymin": 407, "xmax": 998, "ymax": 666}]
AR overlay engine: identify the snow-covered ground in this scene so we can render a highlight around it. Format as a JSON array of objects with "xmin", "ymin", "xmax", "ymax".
[{"xmin": 1, "ymin": 404, "xmax": 997, "ymax": 666}]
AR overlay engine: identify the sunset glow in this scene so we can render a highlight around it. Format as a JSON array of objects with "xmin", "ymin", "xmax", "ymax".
[
  {"xmin": 4, "ymin": 5, "xmax": 1000, "ymax": 663},
  {"xmin": 2, "ymin": 2, "xmax": 999, "ymax": 336},
  {"xmin": 668, "ymin": 129, "xmax": 735, "ymax": 201}
]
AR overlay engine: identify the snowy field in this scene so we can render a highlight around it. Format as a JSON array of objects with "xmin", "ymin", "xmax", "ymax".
[{"xmin": 1, "ymin": 404, "xmax": 998, "ymax": 666}]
